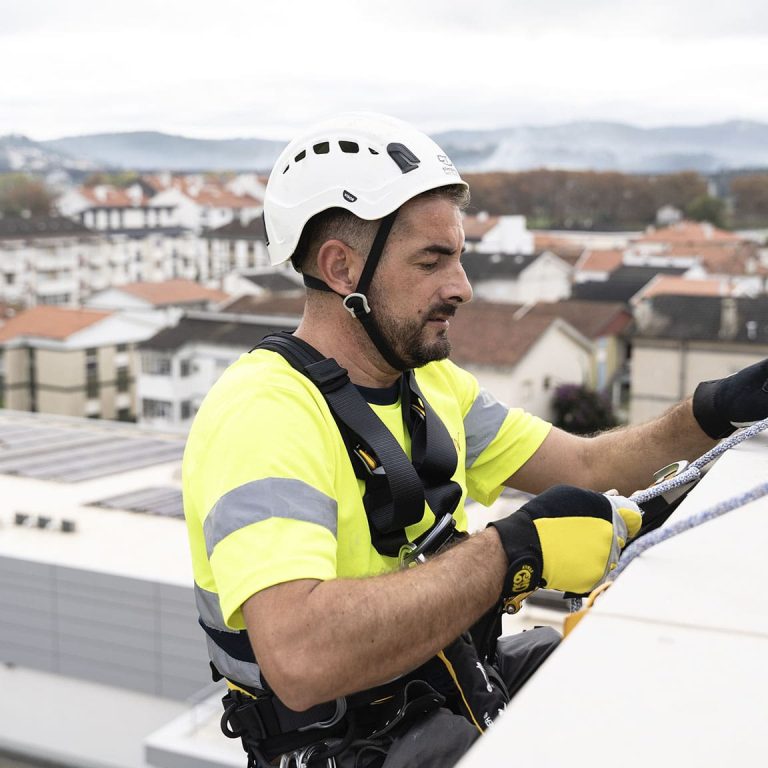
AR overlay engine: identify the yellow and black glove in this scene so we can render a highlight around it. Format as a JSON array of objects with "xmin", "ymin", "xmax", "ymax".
[{"xmin": 489, "ymin": 485, "xmax": 642, "ymax": 606}]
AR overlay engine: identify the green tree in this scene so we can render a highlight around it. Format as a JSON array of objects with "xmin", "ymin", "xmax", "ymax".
[
  {"xmin": 0, "ymin": 173, "xmax": 55, "ymax": 216},
  {"xmin": 684, "ymin": 194, "xmax": 727, "ymax": 228},
  {"xmin": 730, "ymin": 174, "xmax": 768, "ymax": 228}
]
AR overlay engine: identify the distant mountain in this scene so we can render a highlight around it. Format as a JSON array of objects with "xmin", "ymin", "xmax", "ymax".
[
  {"xmin": 434, "ymin": 120, "xmax": 768, "ymax": 173},
  {"xmin": 2, "ymin": 120, "xmax": 767, "ymax": 175},
  {"xmin": 0, "ymin": 134, "xmax": 99, "ymax": 174},
  {"xmin": 41, "ymin": 131, "xmax": 286, "ymax": 172}
]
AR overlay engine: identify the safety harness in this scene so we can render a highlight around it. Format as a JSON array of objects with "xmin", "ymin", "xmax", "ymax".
[
  {"xmin": 256, "ymin": 330, "xmax": 464, "ymax": 559},
  {"xmin": 208, "ymin": 332, "xmax": 509, "ymax": 766}
]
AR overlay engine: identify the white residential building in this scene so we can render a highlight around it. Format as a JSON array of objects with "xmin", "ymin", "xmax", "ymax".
[
  {"xmin": 57, "ymin": 184, "xmax": 179, "ymax": 232},
  {"xmin": 0, "ymin": 304, "xmax": 170, "ymax": 421},
  {"xmin": 462, "ymin": 250, "xmax": 573, "ymax": 304},
  {"xmin": 144, "ymin": 175, "xmax": 262, "ymax": 233},
  {"xmin": 200, "ymin": 218, "xmax": 271, "ymax": 285},
  {"xmin": 463, "ymin": 213, "xmax": 535, "ymax": 255},
  {"xmin": 137, "ymin": 311, "xmax": 298, "ymax": 429}
]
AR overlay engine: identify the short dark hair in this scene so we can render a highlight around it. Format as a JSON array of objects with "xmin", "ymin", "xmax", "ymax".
[{"xmin": 290, "ymin": 183, "xmax": 470, "ymax": 273}]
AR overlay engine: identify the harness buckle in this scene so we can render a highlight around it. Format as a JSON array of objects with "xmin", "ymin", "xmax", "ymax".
[
  {"xmin": 342, "ymin": 292, "xmax": 371, "ymax": 318},
  {"xmin": 399, "ymin": 514, "xmax": 457, "ymax": 567}
]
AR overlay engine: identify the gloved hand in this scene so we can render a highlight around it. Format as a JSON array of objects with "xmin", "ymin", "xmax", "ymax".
[
  {"xmin": 489, "ymin": 485, "xmax": 642, "ymax": 602},
  {"xmin": 693, "ymin": 358, "xmax": 768, "ymax": 439}
]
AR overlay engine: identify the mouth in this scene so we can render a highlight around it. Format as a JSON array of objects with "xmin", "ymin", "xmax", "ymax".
[{"xmin": 425, "ymin": 305, "xmax": 457, "ymax": 328}]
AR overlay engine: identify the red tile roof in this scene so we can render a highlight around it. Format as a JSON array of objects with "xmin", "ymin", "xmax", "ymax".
[
  {"xmin": 575, "ymin": 248, "xmax": 624, "ymax": 274},
  {"xmin": 635, "ymin": 220, "xmax": 743, "ymax": 245},
  {"xmin": 79, "ymin": 186, "xmax": 149, "ymax": 207},
  {"xmin": 117, "ymin": 279, "xmax": 229, "ymax": 307},
  {"xmin": 523, "ymin": 300, "xmax": 632, "ymax": 339},
  {"xmin": 0, "ymin": 306, "xmax": 111, "ymax": 342},
  {"xmin": 222, "ymin": 295, "xmax": 306, "ymax": 316},
  {"xmin": 462, "ymin": 214, "xmax": 500, "ymax": 241},
  {"xmin": 532, "ymin": 234, "xmax": 586, "ymax": 265},
  {"xmin": 449, "ymin": 302, "xmax": 559, "ymax": 367},
  {"xmin": 143, "ymin": 175, "xmax": 261, "ymax": 208},
  {"xmin": 633, "ymin": 275, "xmax": 729, "ymax": 302}
]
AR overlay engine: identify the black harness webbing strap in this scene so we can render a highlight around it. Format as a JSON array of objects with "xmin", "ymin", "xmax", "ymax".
[
  {"xmin": 402, "ymin": 371, "xmax": 462, "ymax": 522},
  {"xmin": 253, "ymin": 332, "xmax": 461, "ymax": 556}
]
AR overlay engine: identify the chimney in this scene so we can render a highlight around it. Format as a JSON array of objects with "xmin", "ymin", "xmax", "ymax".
[{"xmin": 718, "ymin": 297, "xmax": 739, "ymax": 339}]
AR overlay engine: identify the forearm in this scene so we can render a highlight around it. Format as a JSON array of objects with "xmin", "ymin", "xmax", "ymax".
[
  {"xmin": 509, "ymin": 398, "xmax": 717, "ymax": 497},
  {"xmin": 244, "ymin": 528, "xmax": 507, "ymax": 710},
  {"xmin": 578, "ymin": 398, "xmax": 716, "ymax": 495}
]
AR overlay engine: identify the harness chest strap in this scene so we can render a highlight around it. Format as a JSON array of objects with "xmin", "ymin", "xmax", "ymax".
[{"xmin": 253, "ymin": 331, "xmax": 462, "ymax": 557}]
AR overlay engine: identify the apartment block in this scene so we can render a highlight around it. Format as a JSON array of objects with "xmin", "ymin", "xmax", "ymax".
[{"xmin": 0, "ymin": 306, "xmax": 169, "ymax": 420}]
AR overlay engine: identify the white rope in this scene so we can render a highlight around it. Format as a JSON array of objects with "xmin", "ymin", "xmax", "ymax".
[
  {"xmin": 629, "ymin": 417, "xmax": 768, "ymax": 506},
  {"xmin": 613, "ymin": 480, "xmax": 768, "ymax": 580},
  {"xmin": 613, "ymin": 416, "xmax": 768, "ymax": 580},
  {"xmin": 568, "ymin": 417, "xmax": 768, "ymax": 612}
]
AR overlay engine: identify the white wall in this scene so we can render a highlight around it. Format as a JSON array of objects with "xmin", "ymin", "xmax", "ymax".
[
  {"xmin": 629, "ymin": 340, "xmax": 768, "ymax": 424},
  {"xmin": 465, "ymin": 324, "xmax": 592, "ymax": 421}
]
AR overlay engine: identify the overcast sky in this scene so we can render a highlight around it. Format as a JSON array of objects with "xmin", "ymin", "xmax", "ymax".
[{"xmin": 3, "ymin": 0, "xmax": 768, "ymax": 141}]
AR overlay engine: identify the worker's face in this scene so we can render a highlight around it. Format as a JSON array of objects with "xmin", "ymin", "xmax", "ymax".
[{"xmin": 368, "ymin": 195, "xmax": 472, "ymax": 369}]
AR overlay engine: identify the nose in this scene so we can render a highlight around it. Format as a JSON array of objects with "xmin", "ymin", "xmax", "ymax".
[{"xmin": 442, "ymin": 261, "xmax": 473, "ymax": 305}]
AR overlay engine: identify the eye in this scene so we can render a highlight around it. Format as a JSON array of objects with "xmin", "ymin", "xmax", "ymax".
[{"xmin": 419, "ymin": 261, "xmax": 439, "ymax": 272}]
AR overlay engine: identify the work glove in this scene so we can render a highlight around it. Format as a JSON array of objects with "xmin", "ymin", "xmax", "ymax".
[
  {"xmin": 693, "ymin": 358, "xmax": 768, "ymax": 439},
  {"xmin": 489, "ymin": 485, "xmax": 642, "ymax": 607}
]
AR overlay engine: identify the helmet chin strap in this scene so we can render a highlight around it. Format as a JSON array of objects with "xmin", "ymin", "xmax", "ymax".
[{"xmin": 302, "ymin": 210, "xmax": 407, "ymax": 371}]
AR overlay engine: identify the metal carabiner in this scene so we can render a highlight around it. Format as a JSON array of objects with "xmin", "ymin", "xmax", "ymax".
[
  {"xmin": 278, "ymin": 751, "xmax": 301, "ymax": 768},
  {"xmin": 295, "ymin": 744, "xmax": 337, "ymax": 768}
]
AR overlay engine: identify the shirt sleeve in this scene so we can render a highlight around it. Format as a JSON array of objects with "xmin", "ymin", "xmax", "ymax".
[{"xmin": 186, "ymin": 353, "xmax": 342, "ymax": 627}]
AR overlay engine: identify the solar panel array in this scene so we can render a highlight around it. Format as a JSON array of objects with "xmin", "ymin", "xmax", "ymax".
[
  {"xmin": 0, "ymin": 417, "xmax": 185, "ymax": 482},
  {"xmin": 91, "ymin": 486, "xmax": 183, "ymax": 518}
]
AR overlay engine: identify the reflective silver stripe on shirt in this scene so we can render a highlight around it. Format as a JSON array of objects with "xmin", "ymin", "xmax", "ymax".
[
  {"xmin": 196, "ymin": 585, "xmax": 264, "ymax": 688},
  {"xmin": 195, "ymin": 583, "xmax": 230, "ymax": 630},
  {"xmin": 205, "ymin": 634, "xmax": 264, "ymax": 689},
  {"xmin": 204, "ymin": 477, "xmax": 338, "ymax": 556},
  {"xmin": 464, "ymin": 388, "xmax": 508, "ymax": 468}
]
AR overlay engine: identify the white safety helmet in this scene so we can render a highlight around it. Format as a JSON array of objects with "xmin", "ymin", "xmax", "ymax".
[{"xmin": 263, "ymin": 112, "xmax": 468, "ymax": 266}]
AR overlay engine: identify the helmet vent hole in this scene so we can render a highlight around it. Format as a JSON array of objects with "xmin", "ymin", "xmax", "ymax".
[
  {"xmin": 295, "ymin": 150, "xmax": 307, "ymax": 162},
  {"xmin": 339, "ymin": 141, "xmax": 359, "ymax": 153},
  {"xmin": 368, "ymin": 148, "xmax": 379, "ymax": 155},
  {"xmin": 282, "ymin": 165, "xmax": 289, "ymax": 174},
  {"xmin": 313, "ymin": 142, "xmax": 330, "ymax": 155}
]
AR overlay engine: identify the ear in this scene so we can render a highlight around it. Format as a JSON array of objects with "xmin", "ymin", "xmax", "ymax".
[{"xmin": 316, "ymin": 240, "xmax": 361, "ymax": 295}]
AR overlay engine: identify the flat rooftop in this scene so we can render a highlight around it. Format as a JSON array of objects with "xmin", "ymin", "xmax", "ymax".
[{"xmin": 0, "ymin": 409, "xmax": 191, "ymax": 585}]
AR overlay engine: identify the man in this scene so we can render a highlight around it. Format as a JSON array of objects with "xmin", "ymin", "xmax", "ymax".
[{"xmin": 183, "ymin": 113, "xmax": 768, "ymax": 767}]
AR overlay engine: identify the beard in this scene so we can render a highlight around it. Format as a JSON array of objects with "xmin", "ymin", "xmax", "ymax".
[{"xmin": 368, "ymin": 290, "xmax": 456, "ymax": 369}]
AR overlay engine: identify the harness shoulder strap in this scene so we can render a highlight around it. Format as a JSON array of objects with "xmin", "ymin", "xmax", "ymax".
[{"xmin": 255, "ymin": 332, "xmax": 432, "ymax": 554}]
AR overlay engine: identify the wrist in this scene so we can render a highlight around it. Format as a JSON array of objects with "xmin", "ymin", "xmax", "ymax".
[{"xmin": 488, "ymin": 510, "xmax": 543, "ymax": 600}]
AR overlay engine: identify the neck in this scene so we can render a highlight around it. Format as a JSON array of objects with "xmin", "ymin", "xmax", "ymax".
[{"xmin": 295, "ymin": 300, "xmax": 402, "ymax": 389}]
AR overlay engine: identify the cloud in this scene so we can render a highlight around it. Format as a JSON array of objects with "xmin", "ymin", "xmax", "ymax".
[{"xmin": 2, "ymin": 0, "xmax": 768, "ymax": 139}]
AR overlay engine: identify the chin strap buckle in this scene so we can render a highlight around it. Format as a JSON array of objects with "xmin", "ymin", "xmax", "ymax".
[{"xmin": 343, "ymin": 292, "xmax": 371, "ymax": 318}]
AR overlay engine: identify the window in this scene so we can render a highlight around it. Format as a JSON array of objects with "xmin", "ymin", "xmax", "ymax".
[
  {"xmin": 28, "ymin": 348, "xmax": 37, "ymax": 412},
  {"xmin": 180, "ymin": 359, "xmax": 192, "ymax": 377},
  {"xmin": 116, "ymin": 366, "xmax": 130, "ymax": 393},
  {"xmin": 117, "ymin": 407, "xmax": 133, "ymax": 422},
  {"xmin": 142, "ymin": 398, "xmax": 172, "ymax": 420},
  {"xmin": 181, "ymin": 400, "xmax": 193, "ymax": 419},
  {"xmin": 116, "ymin": 343, "xmax": 128, "ymax": 353},
  {"xmin": 85, "ymin": 348, "xmax": 99, "ymax": 398},
  {"xmin": 141, "ymin": 352, "xmax": 172, "ymax": 376}
]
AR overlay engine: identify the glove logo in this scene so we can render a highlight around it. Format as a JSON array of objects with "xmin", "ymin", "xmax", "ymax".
[{"xmin": 512, "ymin": 564, "xmax": 534, "ymax": 593}]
